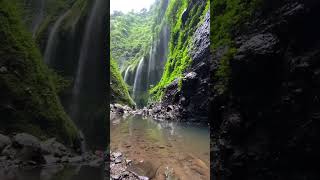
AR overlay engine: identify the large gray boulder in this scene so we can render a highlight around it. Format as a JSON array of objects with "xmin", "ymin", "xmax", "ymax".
[
  {"xmin": 41, "ymin": 138, "xmax": 68, "ymax": 157},
  {"xmin": 12, "ymin": 133, "xmax": 44, "ymax": 164},
  {"xmin": 12, "ymin": 133, "xmax": 40, "ymax": 149}
]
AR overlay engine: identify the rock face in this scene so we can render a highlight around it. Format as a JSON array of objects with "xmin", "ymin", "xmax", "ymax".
[
  {"xmin": 211, "ymin": 0, "xmax": 320, "ymax": 179},
  {"xmin": 160, "ymin": 9, "xmax": 212, "ymax": 122}
]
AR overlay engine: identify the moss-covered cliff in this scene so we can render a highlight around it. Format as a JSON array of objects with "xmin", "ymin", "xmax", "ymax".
[
  {"xmin": 151, "ymin": 0, "xmax": 209, "ymax": 100},
  {"xmin": 110, "ymin": 58, "xmax": 135, "ymax": 107},
  {"xmin": 210, "ymin": 0, "xmax": 320, "ymax": 179},
  {"xmin": 0, "ymin": 1, "xmax": 79, "ymax": 146}
]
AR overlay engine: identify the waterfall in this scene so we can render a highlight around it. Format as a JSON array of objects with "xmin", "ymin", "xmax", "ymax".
[
  {"xmin": 71, "ymin": 0, "xmax": 104, "ymax": 121},
  {"xmin": 147, "ymin": 45, "xmax": 156, "ymax": 87},
  {"xmin": 44, "ymin": 11, "xmax": 69, "ymax": 65},
  {"xmin": 133, "ymin": 57, "xmax": 145, "ymax": 99},
  {"xmin": 124, "ymin": 65, "xmax": 131, "ymax": 83},
  {"xmin": 146, "ymin": 24, "xmax": 170, "ymax": 88},
  {"xmin": 31, "ymin": 0, "xmax": 45, "ymax": 37}
]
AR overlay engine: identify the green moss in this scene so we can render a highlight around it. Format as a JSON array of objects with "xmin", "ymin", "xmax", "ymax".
[
  {"xmin": 211, "ymin": 0, "xmax": 261, "ymax": 50},
  {"xmin": 0, "ymin": 1, "xmax": 79, "ymax": 145},
  {"xmin": 110, "ymin": 10, "xmax": 155, "ymax": 67},
  {"xmin": 110, "ymin": 57, "xmax": 135, "ymax": 106},
  {"xmin": 150, "ymin": 0, "xmax": 209, "ymax": 101},
  {"xmin": 214, "ymin": 48, "xmax": 237, "ymax": 94},
  {"xmin": 211, "ymin": 0, "xmax": 261, "ymax": 94}
]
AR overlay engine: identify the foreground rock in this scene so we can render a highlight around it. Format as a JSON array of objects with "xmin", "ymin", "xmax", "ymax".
[
  {"xmin": 109, "ymin": 151, "xmax": 149, "ymax": 180},
  {"xmin": 0, "ymin": 133, "xmax": 103, "ymax": 171}
]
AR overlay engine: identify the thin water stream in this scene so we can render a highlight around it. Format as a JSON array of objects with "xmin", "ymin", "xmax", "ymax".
[{"xmin": 111, "ymin": 115, "xmax": 210, "ymax": 180}]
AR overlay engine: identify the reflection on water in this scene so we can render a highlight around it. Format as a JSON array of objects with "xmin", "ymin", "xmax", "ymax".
[
  {"xmin": 111, "ymin": 115, "xmax": 210, "ymax": 180},
  {"xmin": 0, "ymin": 165, "xmax": 104, "ymax": 180}
]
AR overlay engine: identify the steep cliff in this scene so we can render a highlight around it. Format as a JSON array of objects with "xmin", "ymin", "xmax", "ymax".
[
  {"xmin": 6, "ymin": 0, "xmax": 108, "ymax": 149},
  {"xmin": 210, "ymin": 0, "xmax": 320, "ymax": 179},
  {"xmin": 0, "ymin": 1, "xmax": 79, "ymax": 146},
  {"xmin": 147, "ymin": 0, "xmax": 210, "ymax": 122}
]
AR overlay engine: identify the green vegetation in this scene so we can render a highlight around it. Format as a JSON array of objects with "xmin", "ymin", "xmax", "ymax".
[
  {"xmin": 211, "ymin": 0, "xmax": 260, "ymax": 93},
  {"xmin": 110, "ymin": 9, "xmax": 155, "ymax": 68},
  {"xmin": 214, "ymin": 48, "xmax": 237, "ymax": 94},
  {"xmin": 110, "ymin": 58, "xmax": 135, "ymax": 106},
  {"xmin": 150, "ymin": 0, "xmax": 209, "ymax": 101},
  {"xmin": 0, "ymin": 1, "xmax": 79, "ymax": 145},
  {"xmin": 211, "ymin": 0, "xmax": 260, "ymax": 50}
]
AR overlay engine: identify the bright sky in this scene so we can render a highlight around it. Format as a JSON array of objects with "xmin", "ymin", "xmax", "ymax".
[{"xmin": 110, "ymin": 0, "xmax": 156, "ymax": 14}]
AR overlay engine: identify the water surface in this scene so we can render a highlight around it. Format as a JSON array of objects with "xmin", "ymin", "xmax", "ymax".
[{"xmin": 111, "ymin": 115, "xmax": 210, "ymax": 179}]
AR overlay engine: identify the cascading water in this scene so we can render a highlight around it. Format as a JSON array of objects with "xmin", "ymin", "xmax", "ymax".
[
  {"xmin": 124, "ymin": 65, "xmax": 131, "ymax": 83},
  {"xmin": 133, "ymin": 57, "xmax": 145, "ymax": 99},
  {"xmin": 31, "ymin": 0, "xmax": 45, "ymax": 37},
  {"xmin": 44, "ymin": 11, "xmax": 69, "ymax": 65},
  {"xmin": 146, "ymin": 24, "xmax": 170, "ymax": 87},
  {"xmin": 147, "ymin": 45, "xmax": 156, "ymax": 87},
  {"xmin": 71, "ymin": 0, "xmax": 105, "ymax": 121}
]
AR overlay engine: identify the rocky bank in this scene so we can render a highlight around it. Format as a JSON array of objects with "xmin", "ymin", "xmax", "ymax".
[{"xmin": 0, "ymin": 133, "xmax": 103, "ymax": 176}]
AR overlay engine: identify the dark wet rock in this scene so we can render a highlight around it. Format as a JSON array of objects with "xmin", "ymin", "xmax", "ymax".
[
  {"xmin": 211, "ymin": 0, "xmax": 320, "ymax": 179},
  {"xmin": 44, "ymin": 155, "xmax": 60, "ymax": 165},
  {"xmin": 41, "ymin": 138, "xmax": 68, "ymax": 157},
  {"xmin": 1, "ymin": 145, "xmax": 17, "ymax": 158},
  {"xmin": 12, "ymin": 133, "xmax": 41, "ymax": 149},
  {"xmin": 156, "ymin": 9, "xmax": 212, "ymax": 123},
  {"xmin": 181, "ymin": 9, "xmax": 188, "ymax": 24},
  {"xmin": 0, "ymin": 132, "xmax": 102, "ymax": 171},
  {"xmin": 60, "ymin": 156, "xmax": 69, "ymax": 163},
  {"xmin": 191, "ymin": 10, "xmax": 210, "ymax": 64},
  {"xmin": 0, "ymin": 134, "xmax": 11, "ymax": 151},
  {"xmin": 15, "ymin": 146, "xmax": 45, "ymax": 164}
]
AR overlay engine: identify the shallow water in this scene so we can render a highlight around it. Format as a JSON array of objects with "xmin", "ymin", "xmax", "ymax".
[
  {"xmin": 111, "ymin": 115, "xmax": 210, "ymax": 180},
  {"xmin": 0, "ymin": 165, "xmax": 104, "ymax": 180}
]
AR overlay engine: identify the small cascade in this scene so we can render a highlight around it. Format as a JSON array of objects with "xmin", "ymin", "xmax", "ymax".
[
  {"xmin": 146, "ymin": 23, "xmax": 170, "ymax": 87},
  {"xmin": 147, "ymin": 45, "xmax": 156, "ymax": 87},
  {"xmin": 31, "ymin": 0, "xmax": 45, "ymax": 37},
  {"xmin": 44, "ymin": 11, "xmax": 69, "ymax": 65},
  {"xmin": 133, "ymin": 57, "xmax": 145, "ymax": 99},
  {"xmin": 124, "ymin": 65, "xmax": 131, "ymax": 83}
]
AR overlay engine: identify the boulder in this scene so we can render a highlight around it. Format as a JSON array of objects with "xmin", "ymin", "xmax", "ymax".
[
  {"xmin": 12, "ymin": 133, "xmax": 44, "ymax": 164},
  {"xmin": 41, "ymin": 138, "xmax": 68, "ymax": 157},
  {"xmin": 0, "ymin": 134, "xmax": 11, "ymax": 152},
  {"xmin": 12, "ymin": 133, "xmax": 40, "ymax": 149}
]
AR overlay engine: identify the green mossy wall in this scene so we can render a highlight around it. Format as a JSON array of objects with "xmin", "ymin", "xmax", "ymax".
[{"xmin": 0, "ymin": 1, "xmax": 79, "ymax": 146}]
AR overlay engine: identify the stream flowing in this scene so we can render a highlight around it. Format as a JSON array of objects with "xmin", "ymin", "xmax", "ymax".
[{"xmin": 111, "ymin": 115, "xmax": 210, "ymax": 180}]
